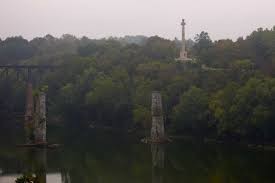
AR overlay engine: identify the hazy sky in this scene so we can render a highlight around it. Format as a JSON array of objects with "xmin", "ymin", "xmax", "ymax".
[{"xmin": 1, "ymin": 0, "xmax": 275, "ymax": 41}]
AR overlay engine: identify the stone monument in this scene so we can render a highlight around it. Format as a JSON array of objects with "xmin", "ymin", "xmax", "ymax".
[{"xmin": 176, "ymin": 19, "xmax": 192, "ymax": 62}]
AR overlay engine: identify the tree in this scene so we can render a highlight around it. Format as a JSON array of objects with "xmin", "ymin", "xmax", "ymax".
[
  {"xmin": 85, "ymin": 69, "xmax": 132, "ymax": 128},
  {"xmin": 210, "ymin": 78, "xmax": 275, "ymax": 141},
  {"xmin": 192, "ymin": 32, "xmax": 213, "ymax": 65},
  {"xmin": 172, "ymin": 87, "xmax": 209, "ymax": 136},
  {"xmin": 133, "ymin": 105, "xmax": 151, "ymax": 130},
  {"xmin": 142, "ymin": 36, "xmax": 177, "ymax": 60},
  {"xmin": 209, "ymin": 82, "xmax": 239, "ymax": 137},
  {"xmin": 0, "ymin": 36, "xmax": 34, "ymax": 64}
]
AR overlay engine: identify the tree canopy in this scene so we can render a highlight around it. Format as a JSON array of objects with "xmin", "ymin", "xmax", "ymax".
[{"xmin": 1, "ymin": 27, "xmax": 275, "ymax": 143}]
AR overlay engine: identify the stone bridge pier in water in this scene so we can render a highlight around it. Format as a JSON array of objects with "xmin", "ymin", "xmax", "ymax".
[
  {"xmin": 0, "ymin": 65, "xmax": 57, "ymax": 145},
  {"xmin": 150, "ymin": 91, "xmax": 170, "ymax": 143},
  {"xmin": 24, "ymin": 82, "xmax": 47, "ymax": 145}
]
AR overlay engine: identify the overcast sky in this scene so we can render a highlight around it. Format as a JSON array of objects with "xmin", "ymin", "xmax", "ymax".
[{"xmin": 0, "ymin": 0, "xmax": 275, "ymax": 41}]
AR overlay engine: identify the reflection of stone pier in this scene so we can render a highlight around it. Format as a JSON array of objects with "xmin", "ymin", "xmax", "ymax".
[
  {"xmin": 1, "ymin": 148, "xmax": 64, "ymax": 183},
  {"xmin": 14, "ymin": 149, "xmax": 48, "ymax": 183},
  {"xmin": 151, "ymin": 144, "xmax": 165, "ymax": 168},
  {"xmin": 61, "ymin": 171, "xmax": 71, "ymax": 183},
  {"xmin": 151, "ymin": 144, "xmax": 165, "ymax": 183},
  {"xmin": 33, "ymin": 149, "xmax": 47, "ymax": 183}
]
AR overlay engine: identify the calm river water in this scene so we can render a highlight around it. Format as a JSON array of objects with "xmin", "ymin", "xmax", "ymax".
[{"xmin": 0, "ymin": 131, "xmax": 275, "ymax": 183}]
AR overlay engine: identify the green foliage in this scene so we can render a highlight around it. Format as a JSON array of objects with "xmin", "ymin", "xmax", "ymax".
[
  {"xmin": 15, "ymin": 174, "xmax": 38, "ymax": 183},
  {"xmin": 0, "ymin": 36, "xmax": 35, "ymax": 64},
  {"xmin": 133, "ymin": 105, "xmax": 151, "ymax": 129},
  {"xmin": 1, "ymin": 27, "xmax": 275, "ymax": 142},
  {"xmin": 85, "ymin": 68, "xmax": 131, "ymax": 127},
  {"xmin": 193, "ymin": 31, "xmax": 213, "ymax": 64},
  {"xmin": 209, "ymin": 82, "xmax": 239, "ymax": 135},
  {"xmin": 210, "ymin": 78, "xmax": 275, "ymax": 140},
  {"xmin": 142, "ymin": 36, "xmax": 177, "ymax": 60},
  {"xmin": 172, "ymin": 87, "xmax": 209, "ymax": 136}
]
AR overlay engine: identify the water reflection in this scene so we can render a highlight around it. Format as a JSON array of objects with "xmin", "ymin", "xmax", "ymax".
[
  {"xmin": 1, "ymin": 134, "xmax": 275, "ymax": 183},
  {"xmin": 61, "ymin": 171, "xmax": 71, "ymax": 183},
  {"xmin": 0, "ymin": 173, "xmax": 62, "ymax": 183},
  {"xmin": 0, "ymin": 149, "xmax": 64, "ymax": 183},
  {"xmin": 151, "ymin": 144, "xmax": 165, "ymax": 183},
  {"xmin": 29, "ymin": 149, "xmax": 47, "ymax": 183}
]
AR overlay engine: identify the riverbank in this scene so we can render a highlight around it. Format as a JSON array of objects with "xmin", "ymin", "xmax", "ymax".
[{"xmin": 170, "ymin": 135, "xmax": 275, "ymax": 151}]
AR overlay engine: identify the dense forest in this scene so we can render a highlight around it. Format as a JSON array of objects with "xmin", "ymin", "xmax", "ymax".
[{"xmin": 1, "ymin": 27, "xmax": 275, "ymax": 143}]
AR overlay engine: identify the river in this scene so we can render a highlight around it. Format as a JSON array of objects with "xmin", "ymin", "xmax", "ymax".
[{"xmin": 0, "ymin": 131, "xmax": 275, "ymax": 183}]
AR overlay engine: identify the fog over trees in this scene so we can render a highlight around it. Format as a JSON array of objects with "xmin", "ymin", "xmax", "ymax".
[{"xmin": 1, "ymin": 27, "xmax": 275, "ymax": 143}]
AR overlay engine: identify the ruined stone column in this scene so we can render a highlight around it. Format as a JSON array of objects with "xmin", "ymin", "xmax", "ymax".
[
  {"xmin": 34, "ymin": 92, "xmax": 47, "ymax": 144},
  {"xmin": 25, "ymin": 82, "xmax": 34, "ymax": 144},
  {"xmin": 151, "ymin": 92, "xmax": 165, "ymax": 142}
]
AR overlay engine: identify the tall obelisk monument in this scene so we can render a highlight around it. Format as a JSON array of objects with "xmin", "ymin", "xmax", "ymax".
[{"xmin": 176, "ymin": 19, "xmax": 192, "ymax": 62}]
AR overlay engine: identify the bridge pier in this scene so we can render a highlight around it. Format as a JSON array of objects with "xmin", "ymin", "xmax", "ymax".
[
  {"xmin": 34, "ymin": 92, "xmax": 47, "ymax": 144},
  {"xmin": 141, "ymin": 92, "xmax": 171, "ymax": 144},
  {"xmin": 0, "ymin": 65, "xmax": 56, "ymax": 145},
  {"xmin": 24, "ymin": 83, "xmax": 47, "ymax": 144},
  {"xmin": 24, "ymin": 82, "xmax": 34, "ymax": 144},
  {"xmin": 151, "ymin": 92, "xmax": 165, "ymax": 143}
]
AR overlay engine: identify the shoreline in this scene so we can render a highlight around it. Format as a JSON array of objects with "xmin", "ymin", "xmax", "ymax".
[{"xmin": 169, "ymin": 135, "xmax": 275, "ymax": 151}]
